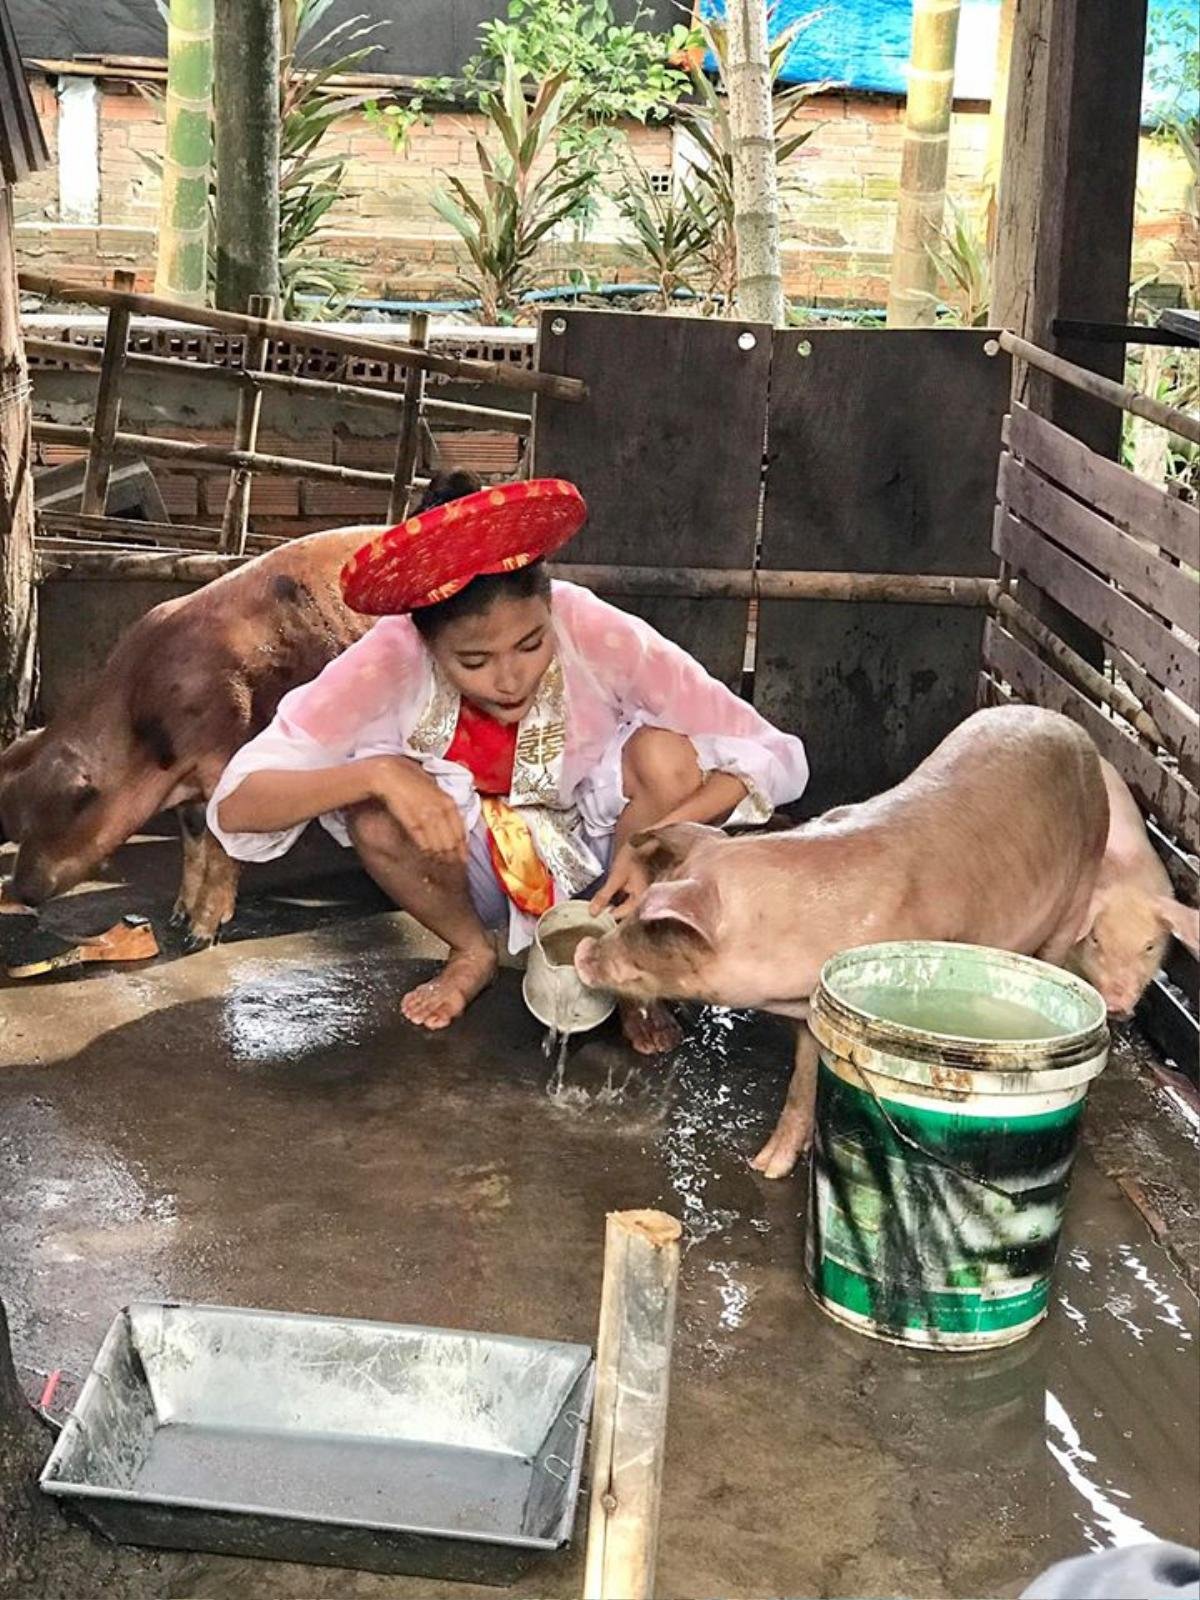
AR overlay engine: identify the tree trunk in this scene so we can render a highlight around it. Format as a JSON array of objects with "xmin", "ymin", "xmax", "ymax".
[
  {"xmin": 725, "ymin": 0, "xmax": 784, "ymax": 326},
  {"xmin": 984, "ymin": 0, "xmax": 1016, "ymax": 255},
  {"xmin": 213, "ymin": 0, "xmax": 280, "ymax": 312},
  {"xmin": 0, "ymin": 187, "xmax": 37, "ymax": 745},
  {"xmin": 886, "ymin": 0, "xmax": 963, "ymax": 327},
  {"xmin": 154, "ymin": 0, "xmax": 214, "ymax": 303}
]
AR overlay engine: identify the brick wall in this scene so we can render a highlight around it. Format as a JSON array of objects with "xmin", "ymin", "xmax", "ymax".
[{"xmin": 11, "ymin": 73, "xmax": 1198, "ymax": 308}]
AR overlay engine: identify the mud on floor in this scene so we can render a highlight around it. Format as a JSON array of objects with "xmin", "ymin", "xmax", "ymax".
[{"xmin": 1, "ymin": 860, "xmax": 1198, "ymax": 1599}]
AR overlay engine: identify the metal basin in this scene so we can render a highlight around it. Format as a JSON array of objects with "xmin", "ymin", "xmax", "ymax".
[{"xmin": 40, "ymin": 1302, "xmax": 595, "ymax": 1585}]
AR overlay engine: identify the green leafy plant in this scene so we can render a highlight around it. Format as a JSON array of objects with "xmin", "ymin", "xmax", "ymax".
[
  {"xmin": 142, "ymin": 0, "xmax": 383, "ymax": 315},
  {"xmin": 675, "ymin": 9, "xmax": 828, "ymax": 307},
  {"xmin": 430, "ymin": 53, "xmax": 595, "ymax": 323},
  {"xmin": 373, "ymin": 0, "xmax": 700, "ymax": 223},
  {"xmin": 929, "ymin": 200, "xmax": 991, "ymax": 326},
  {"xmin": 616, "ymin": 162, "xmax": 713, "ymax": 307},
  {"xmin": 277, "ymin": 0, "xmax": 386, "ymax": 316}
]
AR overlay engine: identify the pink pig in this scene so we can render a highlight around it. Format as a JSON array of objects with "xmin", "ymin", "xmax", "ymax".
[
  {"xmin": 575, "ymin": 704, "xmax": 1108, "ymax": 1178},
  {"xmin": 1067, "ymin": 759, "xmax": 1199, "ymax": 1018}
]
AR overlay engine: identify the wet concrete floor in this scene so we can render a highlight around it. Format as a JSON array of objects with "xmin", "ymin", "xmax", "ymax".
[{"xmin": 1, "ymin": 836, "xmax": 1198, "ymax": 1598}]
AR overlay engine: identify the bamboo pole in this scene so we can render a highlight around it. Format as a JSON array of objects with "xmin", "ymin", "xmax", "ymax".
[
  {"xmin": 0, "ymin": 188, "xmax": 38, "ymax": 742},
  {"xmin": 31, "ymin": 419, "xmax": 429, "ymax": 491},
  {"xmin": 155, "ymin": 0, "xmax": 214, "ymax": 303},
  {"xmin": 18, "ymin": 271, "xmax": 587, "ymax": 401},
  {"xmin": 990, "ymin": 332, "xmax": 1200, "ymax": 445},
  {"xmin": 79, "ymin": 268, "xmax": 136, "ymax": 514},
  {"xmin": 37, "ymin": 509, "xmax": 284, "ymax": 549},
  {"xmin": 219, "ymin": 292, "xmax": 273, "ymax": 553},
  {"xmin": 990, "ymin": 586, "xmax": 1170, "ymax": 752},
  {"xmin": 560, "ymin": 564, "xmax": 994, "ymax": 604},
  {"xmin": 25, "ymin": 337, "xmax": 533, "ymax": 432},
  {"xmin": 388, "ymin": 310, "xmax": 428, "ymax": 522},
  {"xmin": 583, "ymin": 1209, "xmax": 681, "ymax": 1600},
  {"xmin": 886, "ymin": 0, "xmax": 963, "ymax": 327},
  {"xmin": 35, "ymin": 549, "xmax": 999, "ymax": 602},
  {"xmin": 725, "ymin": 0, "xmax": 784, "ymax": 326}
]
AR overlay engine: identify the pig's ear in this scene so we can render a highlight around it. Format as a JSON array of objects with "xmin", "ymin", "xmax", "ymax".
[
  {"xmin": 1156, "ymin": 897, "xmax": 1200, "ymax": 957},
  {"xmin": 631, "ymin": 822, "xmax": 721, "ymax": 877},
  {"xmin": 0, "ymin": 728, "xmax": 45, "ymax": 783},
  {"xmin": 638, "ymin": 877, "xmax": 720, "ymax": 947}
]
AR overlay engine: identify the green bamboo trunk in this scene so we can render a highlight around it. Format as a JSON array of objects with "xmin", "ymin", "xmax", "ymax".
[
  {"xmin": 155, "ymin": 0, "xmax": 214, "ymax": 304},
  {"xmin": 886, "ymin": 0, "xmax": 963, "ymax": 327}
]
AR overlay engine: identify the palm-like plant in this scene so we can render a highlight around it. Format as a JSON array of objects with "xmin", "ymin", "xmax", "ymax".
[
  {"xmin": 677, "ymin": 10, "xmax": 828, "ymax": 307},
  {"xmin": 431, "ymin": 53, "xmax": 595, "ymax": 323},
  {"xmin": 278, "ymin": 0, "xmax": 386, "ymax": 315},
  {"xmin": 616, "ymin": 163, "xmax": 713, "ymax": 307}
]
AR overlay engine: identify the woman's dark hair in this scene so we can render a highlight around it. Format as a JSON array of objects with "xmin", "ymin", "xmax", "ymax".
[
  {"xmin": 412, "ymin": 561, "xmax": 551, "ymax": 641},
  {"xmin": 410, "ymin": 470, "xmax": 552, "ymax": 640}
]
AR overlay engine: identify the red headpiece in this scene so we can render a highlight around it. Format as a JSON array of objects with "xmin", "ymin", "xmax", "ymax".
[{"xmin": 340, "ymin": 478, "xmax": 587, "ymax": 616}]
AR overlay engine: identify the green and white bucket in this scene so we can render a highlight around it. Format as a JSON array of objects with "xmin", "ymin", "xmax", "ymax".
[{"xmin": 805, "ymin": 942, "xmax": 1109, "ymax": 1351}]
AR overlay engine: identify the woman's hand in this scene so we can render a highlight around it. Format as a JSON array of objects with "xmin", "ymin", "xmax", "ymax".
[
  {"xmin": 368, "ymin": 756, "xmax": 468, "ymax": 864},
  {"xmin": 591, "ymin": 844, "xmax": 651, "ymax": 923}
]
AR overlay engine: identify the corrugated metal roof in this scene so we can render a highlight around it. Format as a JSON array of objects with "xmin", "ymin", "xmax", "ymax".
[{"xmin": 0, "ymin": 0, "xmax": 49, "ymax": 185}]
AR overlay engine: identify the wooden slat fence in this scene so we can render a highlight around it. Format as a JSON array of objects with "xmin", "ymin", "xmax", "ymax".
[{"xmin": 980, "ymin": 390, "xmax": 1199, "ymax": 1073}]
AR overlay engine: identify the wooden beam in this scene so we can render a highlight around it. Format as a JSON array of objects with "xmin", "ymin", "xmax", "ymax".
[
  {"xmin": 388, "ymin": 309, "xmax": 427, "ymax": 523},
  {"xmin": 0, "ymin": 186, "xmax": 37, "ymax": 741},
  {"xmin": 18, "ymin": 270, "xmax": 587, "ymax": 402},
  {"xmin": 583, "ymin": 1210, "xmax": 681, "ymax": 1600},
  {"xmin": 32, "ymin": 419, "xmax": 428, "ymax": 492},
  {"xmin": 984, "ymin": 620, "xmax": 1198, "ymax": 846},
  {"xmin": 219, "ymin": 292, "xmax": 272, "ymax": 554},
  {"xmin": 26, "ymin": 336, "xmax": 534, "ymax": 433},
  {"xmin": 991, "ymin": 0, "xmax": 1149, "ymax": 459},
  {"xmin": 79, "ymin": 267, "xmax": 135, "ymax": 514}
]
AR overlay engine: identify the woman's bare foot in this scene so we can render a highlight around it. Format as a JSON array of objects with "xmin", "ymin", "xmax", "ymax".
[
  {"xmin": 620, "ymin": 999, "xmax": 683, "ymax": 1055},
  {"xmin": 402, "ymin": 944, "xmax": 498, "ymax": 1030}
]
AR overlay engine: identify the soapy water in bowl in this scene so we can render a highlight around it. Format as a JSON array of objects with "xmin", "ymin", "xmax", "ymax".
[{"xmin": 853, "ymin": 986, "xmax": 1065, "ymax": 1042}]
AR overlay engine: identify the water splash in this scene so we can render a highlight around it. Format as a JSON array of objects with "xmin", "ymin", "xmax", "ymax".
[{"xmin": 1045, "ymin": 1389, "xmax": 1158, "ymax": 1550}]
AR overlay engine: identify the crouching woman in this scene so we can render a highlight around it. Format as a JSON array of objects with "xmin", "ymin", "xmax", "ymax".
[{"xmin": 208, "ymin": 474, "xmax": 809, "ymax": 1052}]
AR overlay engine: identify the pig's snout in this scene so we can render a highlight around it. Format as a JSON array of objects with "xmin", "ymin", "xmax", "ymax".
[
  {"xmin": 574, "ymin": 936, "xmax": 603, "ymax": 989},
  {"xmin": 10, "ymin": 850, "xmax": 64, "ymax": 909}
]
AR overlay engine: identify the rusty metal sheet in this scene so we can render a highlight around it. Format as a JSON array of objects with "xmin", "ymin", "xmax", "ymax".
[
  {"xmin": 755, "ymin": 329, "xmax": 1009, "ymax": 812},
  {"xmin": 531, "ymin": 309, "xmax": 770, "ymax": 687}
]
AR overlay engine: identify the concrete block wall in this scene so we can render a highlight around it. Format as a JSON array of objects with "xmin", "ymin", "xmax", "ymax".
[{"xmin": 11, "ymin": 72, "xmax": 1198, "ymax": 308}]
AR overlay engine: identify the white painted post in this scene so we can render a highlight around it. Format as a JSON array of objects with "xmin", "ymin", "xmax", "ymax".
[{"xmin": 56, "ymin": 77, "xmax": 100, "ymax": 226}]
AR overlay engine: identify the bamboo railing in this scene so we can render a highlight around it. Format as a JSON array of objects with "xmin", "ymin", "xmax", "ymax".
[{"xmin": 22, "ymin": 271, "xmax": 572, "ymax": 558}]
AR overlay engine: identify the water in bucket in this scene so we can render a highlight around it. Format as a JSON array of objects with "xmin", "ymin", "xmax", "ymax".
[{"xmin": 805, "ymin": 942, "xmax": 1109, "ymax": 1351}]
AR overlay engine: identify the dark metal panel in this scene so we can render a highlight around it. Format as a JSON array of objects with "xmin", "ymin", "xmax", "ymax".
[
  {"xmin": 8, "ymin": 0, "xmax": 680, "ymax": 81},
  {"xmin": 755, "ymin": 328, "xmax": 1009, "ymax": 812},
  {"xmin": 531, "ymin": 308, "xmax": 770, "ymax": 686},
  {"xmin": 0, "ymin": 0, "xmax": 49, "ymax": 186}
]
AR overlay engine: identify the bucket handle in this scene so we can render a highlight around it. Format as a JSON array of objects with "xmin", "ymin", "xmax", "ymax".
[{"xmin": 842, "ymin": 1054, "xmax": 1020, "ymax": 1206}]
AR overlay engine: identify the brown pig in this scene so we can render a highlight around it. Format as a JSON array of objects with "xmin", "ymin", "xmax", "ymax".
[
  {"xmin": 575, "ymin": 704, "xmax": 1109, "ymax": 1178},
  {"xmin": 0, "ymin": 525, "xmax": 379, "ymax": 945},
  {"xmin": 1067, "ymin": 758, "xmax": 1199, "ymax": 1018}
]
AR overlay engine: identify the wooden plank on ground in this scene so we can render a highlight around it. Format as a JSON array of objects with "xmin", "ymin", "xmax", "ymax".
[
  {"xmin": 531, "ymin": 309, "xmax": 770, "ymax": 686},
  {"xmin": 995, "ymin": 511, "xmax": 1197, "ymax": 703},
  {"xmin": 999, "ymin": 453, "xmax": 1199, "ymax": 633},
  {"xmin": 755, "ymin": 329, "xmax": 1010, "ymax": 811},
  {"xmin": 983, "ymin": 619, "xmax": 1199, "ymax": 848},
  {"xmin": 1006, "ymin": 404, "xmax": 1199, "ymax": 569}
]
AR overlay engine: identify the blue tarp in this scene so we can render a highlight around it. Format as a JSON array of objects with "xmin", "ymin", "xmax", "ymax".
[{"xmin": 701, "ymin": 0, "xmax": 1190, "ymax": 120}]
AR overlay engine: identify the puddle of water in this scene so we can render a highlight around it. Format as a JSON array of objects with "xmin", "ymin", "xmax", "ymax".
[
  {"xmin": 221, "ymin": 962, "xmax": 373, "ymax": 1064},
  {"xmin": 1044, "ymin": 1389, "xmax": 1156, "ymax": 1551}
]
